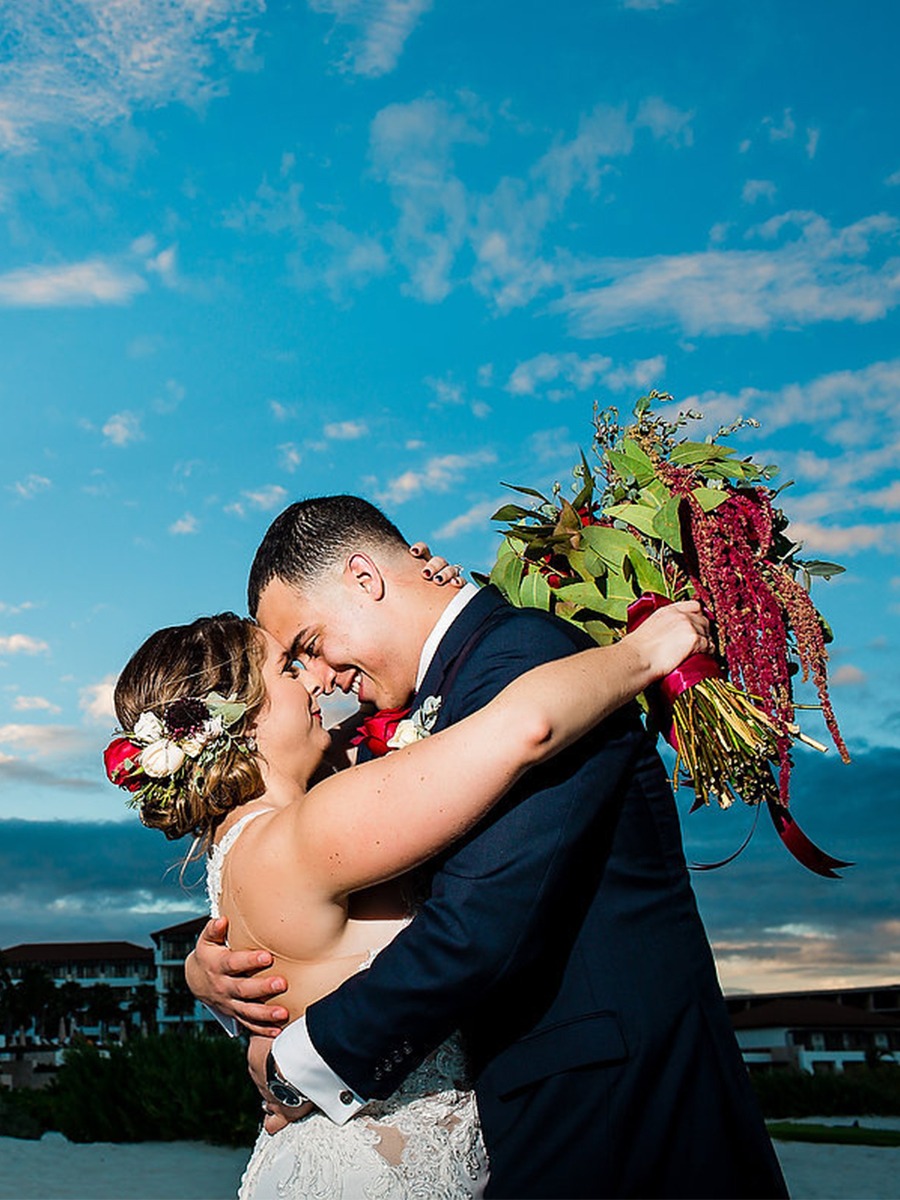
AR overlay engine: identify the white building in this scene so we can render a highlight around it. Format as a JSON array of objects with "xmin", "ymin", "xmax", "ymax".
[{"xmin": 731, "ymin": 997, "xmax": 900, "ymax": 1074}]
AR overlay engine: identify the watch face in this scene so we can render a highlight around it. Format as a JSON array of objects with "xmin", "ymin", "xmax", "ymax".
[{"xmin": 270, "ymin": 1080, "xmax": 303, "ymax": 1107}]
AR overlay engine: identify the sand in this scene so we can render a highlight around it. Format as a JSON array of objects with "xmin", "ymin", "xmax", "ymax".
[{"xmin": 1, "ymin": 1121, "xmax": 899, "ymax": 1199}]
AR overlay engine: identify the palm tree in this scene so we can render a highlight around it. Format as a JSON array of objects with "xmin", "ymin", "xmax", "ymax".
[
  {"xmin": 84, "ymin": 983, "xmax": 123, "ymax": 1043},
  {"xmin": 129, "ymin": 984, "xmax": 159, "ymax": 1036},
  {"xmin": 16, "ymin": 965, "xmax": 57, "ymax": 1043}
]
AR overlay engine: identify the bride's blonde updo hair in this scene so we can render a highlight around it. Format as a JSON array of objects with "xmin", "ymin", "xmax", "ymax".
[{"xmin": 114, "ymin": 613, "xmax": 267, "ymax": 843}]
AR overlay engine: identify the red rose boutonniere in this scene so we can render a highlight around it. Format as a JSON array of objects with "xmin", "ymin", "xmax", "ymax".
[{"xmin": 351, "ymin": 706, "xmax": 412, "ymax": 757}]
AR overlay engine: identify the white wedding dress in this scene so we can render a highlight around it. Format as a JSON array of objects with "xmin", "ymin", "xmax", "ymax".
[{"xmin": 207, "ymin": 810, "xmax": 489, "ymax": 1200}]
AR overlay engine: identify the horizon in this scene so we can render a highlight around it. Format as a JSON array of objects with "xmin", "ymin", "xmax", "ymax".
[{"xmin": 2, "ymin": 0, "xmax": 899, "ymax": 994}]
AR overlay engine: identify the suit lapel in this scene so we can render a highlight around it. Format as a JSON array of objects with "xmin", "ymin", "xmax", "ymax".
[{"xmin": 414, "ymin": 585, "xmax": 508, "ymax": 708}]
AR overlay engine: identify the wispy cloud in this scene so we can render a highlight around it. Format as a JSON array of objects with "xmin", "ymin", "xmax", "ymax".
[
  {"xmin": 324, "ymin": 420, "xmax": 368, "ymax": 439},
  {"xmin": 168, "ymin": 513, "xmax": 199, "ymax": 535},
  {"xmin": 13, "ymin": 695, "xmax": 61, "ymax": 715},
  {"xmin": 9, "ymin": 474, "xmax": 51, "ymax": 500},
  {"xmin": 378, "ymin": 450, "xmax": 497, "ymax": 506},
  {"xmin": 507, "ymin": 351, "xmax": 666, "ymax": 400},
  {"xmin": 79, "ymin": 676, "xmax": 117, "ymax": 724},
  {"xmin": 0, "ymin": 0, "xmax": 265, "ymax": 152},
  {"xmin": 742, "ymin": 179, "xmax": 776, "ymax": 204},
  {"xmin": 432, "ymin": 499, "xmax": 501, "ymax": 540},
  {"xmin": 786, "ymin": 520, "xmax": 899, "ymax": 555},
  {"xmin": 226, "ymin": 484, "xmax": 289, "ymax": 517},
  {"xmin": 0, "ymin": 723, "xmax": 90, "ymax": 757},
  {"xmin": 278, "ymin": 443, "xmax": 302, "ymax": 472},
  {"xmin": 308, "ymin": 0, "xmax": 433, "ymax": 77},
  {"xmin": 102, "ymin": 411, "xmax": 143, "ymax": 447},
  {"xmin": 0, "ymin": 259, "xmax": 147, "ymax": 307},
  {"xmin": 0, "ymin": 635, "xmax": 49, "ymax": 656},
  {"xmin": 555, "ymin": 211, "xmax": 900, "ymax": 337}
]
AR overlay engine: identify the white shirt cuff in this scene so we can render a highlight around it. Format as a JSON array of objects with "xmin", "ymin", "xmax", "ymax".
[
  {"xmin": 203, "ymin": 1002, "xmax": 241, "ymax": 1038},
  {"xmin": 273, "ymin": 1016, "xmax": 367, "ymax": 1125}
]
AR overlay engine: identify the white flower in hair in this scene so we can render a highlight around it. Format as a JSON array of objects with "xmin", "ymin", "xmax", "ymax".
[
  {"xmin": 141, "ymin": 739, "xmax": 187, "ymax": 778},
  {"xmin": 133, "ymin": 711, "xmax": 164, "ymax": 742}
]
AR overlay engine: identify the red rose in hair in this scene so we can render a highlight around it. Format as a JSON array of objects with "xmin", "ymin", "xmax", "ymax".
[
  {"xmin": 351, "ymin": 706, "xmax": 411, "ymax": 757},
  {"xmin": 104, "ymin": 737, "xmax": 144, "ymax": 792}
]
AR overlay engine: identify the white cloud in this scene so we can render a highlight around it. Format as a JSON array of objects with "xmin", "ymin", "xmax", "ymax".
[
  {"xmin": 0, "ymin": 634, "xmax": 49, "ymax": 655},
  {"xmin": 0, "ymin": 0, "xmax": 265, "ymax": 153},
  {"xmin": 324, "ymin": 420, "xmax": 368, "ymax": 440},
  {"xmin": 787, "ymin": 520, "xmax": 897, "ymax": 554},
  {"xmin": 806, "ymin": 127, "xmax": 820, "ymax": 159},
  {"xmin": 0, "ymin": 601, "xmax": 34, "ymax": 616},
  {"xmin": 308, "ymin": 0, "xmax": 432, "ymax": 77},
  {"xmin": 555, "ymin": 211, "xmax": 900, "ymax": 337},
  {"xmin": 378, "ymin": 450, "xmax": 497, "ymax": 506},
  {"xmin": 79, "ymin": 675, "xmax": 117, "ymax": 723},
  {"xmin": 102, "ymin": 411, "xmax": 143, "ymax": 447},
  {"xmin": 169, "ymin": 513, "xmax": 199, "ymax": 535},
  {"xmin": 270, "ymin": 400, "xmax": 295, "ymax": 421},
  {"xmin": 9, "ymin": 474, "xmax": 51, "ymax": 500},
  {"xmin": 426, "ymin": 376, "xmax": 465, "ymax": 407},
  {"xmin": 764, "ymin": 108, "xmax": 797, "ymax": 142},
  {"xmin": 0, "ymin": 259, "xmax": 146, "ymax": 307},
  {"xmin": 278, "ymin": 443, "xmax": 302, "ymax": 472},
  {"xmin": 742, "ymin": 179, "xmax": 776, "ymax": 204},
  {"xmin": 13, "ymin": 695, "xmax": 61, "ymax": 715},
  {"xmin": 236, "ymin": 484, "xmax": 289, "ymax": 513},
  {"xmin": 506, "ymin": 351, "xmax": 665, "ymax": 400},
  {"xmin": 886, "ymin": 169, "xmax": 900, "ymax": 187},
  {"xmin": 831, "ymin": 665, "xmax": 867, "ymax": 687},
  {"xmin": 622, "ymin": 0, "xmax": 678, "ymax": 8},
  {"xmin": 0, "ymin": 723, "xmax": 88, "ymax": 757},
  {"xmin": 432, "ymin": 499, "xmax": 501, "ymax": 540}
]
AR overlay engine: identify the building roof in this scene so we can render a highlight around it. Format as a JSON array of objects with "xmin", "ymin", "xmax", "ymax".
[
  {"xmin": 2, "ymin": 942, "xmax": 153, "ymax": 964},
  {"xmin": 731, "ymin": 998, "xmax": 900, "ymax": 1031},
  {"xmin": 149, "ymin": 916, "xmax": 208, "ymax": 943}
]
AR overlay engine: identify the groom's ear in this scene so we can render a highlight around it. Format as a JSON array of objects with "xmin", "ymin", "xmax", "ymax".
[{"xmin": 345, "ymin": 552, "xmax": 386, "ymax": 601}]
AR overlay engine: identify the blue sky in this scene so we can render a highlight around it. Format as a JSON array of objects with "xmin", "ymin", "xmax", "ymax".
[{"xmin": 1, "ymin": 0, "xmax": 898, "ymax": 993}]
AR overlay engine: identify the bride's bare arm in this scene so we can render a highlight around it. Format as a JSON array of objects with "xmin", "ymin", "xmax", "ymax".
[{"xmin": 275, "ymin": 601, "xmax": 708, "ymax": 897}]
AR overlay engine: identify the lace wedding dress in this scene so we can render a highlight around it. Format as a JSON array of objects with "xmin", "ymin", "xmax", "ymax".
[{"xmin": 207, "ymin": 810, "xmax": 489, "ymax": 1200}]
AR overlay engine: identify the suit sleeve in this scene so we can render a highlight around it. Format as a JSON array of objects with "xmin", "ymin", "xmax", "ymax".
[{"xmin": 305, "ymin": 614, "xmax": 648, "ymax": 1099}]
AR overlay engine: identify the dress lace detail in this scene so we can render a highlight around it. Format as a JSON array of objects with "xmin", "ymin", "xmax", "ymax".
[
  {"xmin": 238, "ymin": 1034, "xmax": 487, "ymax": 1199},
  {"xmin": 210, "ymin": 806, "xmax": 487, "ymax": 1198},
  {"xmin": 206, "ymin": 808, "xmax": 272, "ymax": 918}
]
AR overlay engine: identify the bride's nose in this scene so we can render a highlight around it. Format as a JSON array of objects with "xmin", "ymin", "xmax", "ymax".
[{"xmin": 299, "ymin": 673, "xmax": 322, "ymax": 698}]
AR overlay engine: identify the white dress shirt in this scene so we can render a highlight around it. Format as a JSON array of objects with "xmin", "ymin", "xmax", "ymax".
[{"xmin": 273, "ymin": 581, "xmax": 480, "ymax": 1122}]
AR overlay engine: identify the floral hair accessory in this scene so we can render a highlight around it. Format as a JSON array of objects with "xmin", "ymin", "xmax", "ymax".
[{"xmin": 103, "ymin": 691, "xmax": 254, "ymax": 809}]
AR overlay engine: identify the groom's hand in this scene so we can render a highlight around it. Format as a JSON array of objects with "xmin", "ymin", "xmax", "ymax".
[
  {"xmin": 248, "ymin": 1036, "xmax": 315, "ymax": 1135},
  {"xmin": 184, "ymin": 917, "xmax": 289, "ymax": 1037}
]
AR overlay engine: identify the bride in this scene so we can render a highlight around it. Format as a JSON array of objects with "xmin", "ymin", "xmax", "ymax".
[{"xmin": 106, "ymin": 598, "xmax": 708, "ymax": 1198}]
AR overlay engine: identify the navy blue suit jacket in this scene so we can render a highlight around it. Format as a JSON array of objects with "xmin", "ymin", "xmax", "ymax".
[{"xmin": 306, "ymin": 587, "xmax": 786, "ymax": 1198}]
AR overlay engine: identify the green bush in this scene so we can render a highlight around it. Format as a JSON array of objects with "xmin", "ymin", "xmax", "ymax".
[
  {"xmin": 47, "ymin": 1032, "xmax": 259, "ymax": 1146},
  {"xmin": 0, "ymin": 1086, "xmax": 55, "ymax": 1139},
  {"xmin": 751, "ymin": 1067, "xmax": 900, "ymax": 1119}
]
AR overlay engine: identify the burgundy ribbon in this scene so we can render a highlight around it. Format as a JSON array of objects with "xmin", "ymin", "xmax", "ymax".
[
  {"xmin": 626, "ymin": 593, "xmax": 851, "ymax": 878},
  {"xmin": 626, "ymin": 593, "xmax": 720, "ymax": 749}
]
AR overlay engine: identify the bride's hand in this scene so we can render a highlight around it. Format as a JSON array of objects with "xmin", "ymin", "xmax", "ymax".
[
  {"xmin": 185, "ymin": 917, "xmax": 290, "ymax": 1037},
  {"xmin": 409, "ymin": 542, "xmax": 465, "ymax": 587}
]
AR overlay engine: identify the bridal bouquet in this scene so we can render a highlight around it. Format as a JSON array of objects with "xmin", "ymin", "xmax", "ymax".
[{"xmin": 483, "ymin": 392, "xmax": 851, "ymax": 875}]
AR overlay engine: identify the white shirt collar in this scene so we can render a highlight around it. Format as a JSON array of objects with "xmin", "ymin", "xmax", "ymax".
[{"xmin": 415, "ymin": 582, "xmax": 480, "ymax": 692}]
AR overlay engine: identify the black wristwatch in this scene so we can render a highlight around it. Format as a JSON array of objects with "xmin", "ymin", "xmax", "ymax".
[{"xmin": 265, "ymin": 1050, "xmax": 309, "ymax": 1108}]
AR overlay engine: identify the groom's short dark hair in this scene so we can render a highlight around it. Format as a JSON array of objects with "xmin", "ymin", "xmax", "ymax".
[{"xmin": 248, "ymin": 495, "xmax": 408, "ymax": 616}]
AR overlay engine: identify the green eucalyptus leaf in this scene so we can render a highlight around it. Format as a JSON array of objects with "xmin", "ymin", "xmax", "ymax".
[
  {"xmin": 604, "ymin": 503, "xmax": 659, "ymax": 539},
  {"xmin": 491, "ymin": 503, "xmax": 534, "ymax": 523},
  {"xmin": 620, "ymin": 438, "xmax": 657, "ymax": 485},
  {"xmin": 692, "ymin": 486, "xmax": 730, "ymax": 512},
  {"xmin": 669, "ymin": 441, "xmax": 736, "ymax": 466},
  {"xmin": 800, "ymin": 559, "xmax": 846, "ymax": 580},
  {"xmin": 579, "ymin": 525, "xmax": 644, "ymax": 566},
  {"xmin": 519, "ymin": 568, "xmax": 553, "ymax": 611},
  {"xmin": 582, "ymin": 619, "xmax": 619, "ymax": 647},
  {"xmin": 206, "ymin": 692, "xmax": 248, "ymax": 728},
  {"xmin": 626, "ymin": 548, "xmax": 667, "ymax": 595},
  {"xmin": 652, "ymin": 496, "xmax": 683, "ymax": 552},
  {"xmin": 501, "ymin": 482, "xmax": 550, "ymax": 501},
  {"xmin": 555, "ymin": 580, "xmax": 604, "ymax": 608}
]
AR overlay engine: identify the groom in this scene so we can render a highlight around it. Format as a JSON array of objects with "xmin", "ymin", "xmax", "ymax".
[{"xmin": 188, "ymin": 494, "xmax": 786, "ymax": 1199}]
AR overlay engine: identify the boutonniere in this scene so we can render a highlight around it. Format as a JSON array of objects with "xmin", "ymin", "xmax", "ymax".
[
  {"xmin": 387, "ymin": 695, "xmax": 443, "ymax": 750},
  {"xmin": 351, "ymin": 705, "xmax": 412, "ymax": 757}
]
